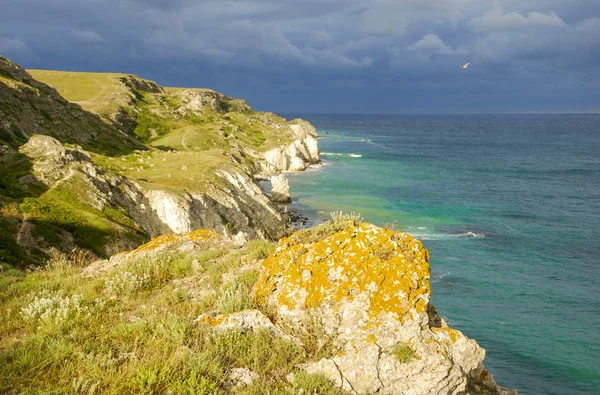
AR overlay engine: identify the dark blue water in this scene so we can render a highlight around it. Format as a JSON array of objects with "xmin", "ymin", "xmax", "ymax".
[{"xmin": 283, "ymin": 114, "xmax": 600, "ymax": 394}]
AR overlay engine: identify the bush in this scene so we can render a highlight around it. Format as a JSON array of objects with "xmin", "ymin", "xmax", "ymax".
[
  {"xmin": 21, "ymin": 290, "xmax": 90, "ymax": 329},
  {"xmin": 292, "ymin": 372, "xmax": 347, "ymax": 394},
  {"xmin": 330, "ymin": 211, "xmax": 362, "ymax": 226},
  {"xmin": 216, "ymin": 281, "xmax": 255, "ymax": 314},
  {"xmin": 391, "ymin": 343, "xmax": 416, "ymax": 363},
  {"xmin": 105, "ymin": 271, "xmax": 151, "ymax": 297}
]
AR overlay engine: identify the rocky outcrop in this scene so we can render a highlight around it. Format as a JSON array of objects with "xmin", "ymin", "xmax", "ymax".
[
  {"xmin": 143, "ymin": 169, "xmax": 286, "ymax": 240},
  {"xmin": 270, "ymin": 174, "xmax": 291, "ymax": 203},
  {"xmin": 119, "ymin": 75, "xmax": 164, "ymax": 94},
  {"xmin": 262, "ymin": 119, "xmax": 320, "ymax": 173},
  {"xmin": 254, "ymin": 223, "xmax": 517, "ymax": 395},
  {"xmin": 171, "ymin": 88, "xmax": 232, "ymax": 116},
  {"xmin": 17, "ymin": 135, "xmax": 286, "ymax": 256}
]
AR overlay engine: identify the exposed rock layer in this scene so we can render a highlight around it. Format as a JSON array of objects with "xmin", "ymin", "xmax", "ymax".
[
  {"xmin": 270, "ymin": 174, "xmax": 291, "ymax": 203},
  {"xmin": 18, "ymin": 135, "xmax": 287, "ymax": 255}
]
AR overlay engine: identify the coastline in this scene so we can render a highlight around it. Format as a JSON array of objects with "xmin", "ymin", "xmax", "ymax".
[{"xmin": 278, "ymin": 113, "xmax": 600, "ymax": 394}]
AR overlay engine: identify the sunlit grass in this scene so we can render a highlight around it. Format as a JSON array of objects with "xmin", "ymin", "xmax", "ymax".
[{"xmin": 0, "ymin": 236, "xmax": 347, "ymax": 393}]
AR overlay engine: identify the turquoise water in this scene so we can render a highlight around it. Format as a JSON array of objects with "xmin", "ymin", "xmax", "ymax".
[{"xmin": 283, "ymin": 114, "xmax": 600, "ymax": 394}]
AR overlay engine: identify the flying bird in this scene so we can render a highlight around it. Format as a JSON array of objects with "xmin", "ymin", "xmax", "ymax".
[{"xmin": 461, "ymin": 62, "xmax": 471, "ymax": 69}]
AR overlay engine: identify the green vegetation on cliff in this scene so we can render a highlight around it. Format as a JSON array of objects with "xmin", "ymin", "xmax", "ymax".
[{"xmin": 0, "ymin": 56, "xmax": 311, "ymax": 265}]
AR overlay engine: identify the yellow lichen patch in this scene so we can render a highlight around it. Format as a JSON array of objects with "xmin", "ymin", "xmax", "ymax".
[
  {"xmin": 432, "ymin": 327, "xmax": 462, "ymax": 344},
  {"xmin": 255, "ymin": 223, "xmax": 431, "ymax": 323},
  {"xmin": 201, "ymin": 314, "xmax": 226, "ymax": 327},
  {"xmin": 366, "ymin": 333, "xmax": 378, "ymax": 344},
  {"xmin": 132, "ymin": 228, "xmax": 218, "ymax": 254}
]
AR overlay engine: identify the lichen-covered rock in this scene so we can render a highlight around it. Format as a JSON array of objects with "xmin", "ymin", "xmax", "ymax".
[
  {"xmin": 255, "ymin": 223, "xmax": 513, "ymax": 395},
  {"xmin": 200, "ymin": 309, "xmax": 275, "ymax": 333},
  {"xmin": 83, "ymin": 228, "xmax": 219, "ymax": 275}
]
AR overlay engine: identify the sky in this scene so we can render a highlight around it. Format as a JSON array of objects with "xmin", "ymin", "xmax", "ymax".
[{"xmin": 1, "ymin": 0, "xmax": 599, "ymax": 113}]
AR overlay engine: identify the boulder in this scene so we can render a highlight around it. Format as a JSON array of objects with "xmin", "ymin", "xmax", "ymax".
[
  {"xmin": 271, "ymin": 174, "xmax": 291, "ymax": 203},
  {"xmin": 223, "ymin": 368, "xmax": 260, "ymax": 390},
  {"xmin": 200, "ymin": 309, "xmax": 275, "ymax": 333}
]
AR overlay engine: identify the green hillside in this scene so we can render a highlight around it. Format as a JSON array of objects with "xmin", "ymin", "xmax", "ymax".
[{"xmin": 0, "ymin": 56, "xmax": 305, "ymax": 265}]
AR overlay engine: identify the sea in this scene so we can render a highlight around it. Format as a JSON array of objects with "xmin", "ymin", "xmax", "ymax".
[{"xmin": 282, "ymin": 114, "xmax": 600, "ymax": 395}]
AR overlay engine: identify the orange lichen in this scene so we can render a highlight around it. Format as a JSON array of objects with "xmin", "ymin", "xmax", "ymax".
[
  {"xmin": 132, "ymin": 228, "xmax": 218, "ymax": 254},
  {"xmin": 432, "ymin": 327, "xmax": 461, "ymax": 344},
  {"xmin": 201, "ymin": 314, "xmax": 226, "ymax": 327},
  {"xmin": 255, "ymin": 223, "xmax": 431, "ymax": 322}
]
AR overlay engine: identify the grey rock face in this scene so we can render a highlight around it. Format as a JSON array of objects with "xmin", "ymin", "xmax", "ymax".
[{"xmin": 270, "ymin": 174, "xmax": 291, "ymax": 203}]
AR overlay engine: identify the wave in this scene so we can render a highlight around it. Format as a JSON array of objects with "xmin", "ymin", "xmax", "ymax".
[
  {"xmin": 407, "ymin": 231, "xmax": 487, "ymax": 240},
  {"xmin": 322, "ymin": 152, "xmax": 363, "ymax": 158},
  {"xmin": 456, "ymin": 231, "xmax": 486, "ymax": 238},
  {"xmin": 430, "ymin": 271, "xmax": 452, "ymax": 284}
]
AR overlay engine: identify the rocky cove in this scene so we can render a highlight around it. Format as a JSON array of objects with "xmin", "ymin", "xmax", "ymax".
[{"xmin": 0, "ymin": 55, "xmax": 517, "ymax": 394}]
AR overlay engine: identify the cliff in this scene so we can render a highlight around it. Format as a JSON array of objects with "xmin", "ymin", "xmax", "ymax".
[
  {"xmin": 0, "ymin": 56, "xmax": 319, "ymax": 264},
  {"xmin": 0, "ymin": 220, "xmax": 517, "ymax": 394}
]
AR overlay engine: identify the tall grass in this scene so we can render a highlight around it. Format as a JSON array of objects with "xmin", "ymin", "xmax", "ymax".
[{"xmin": 0, "ymin": 236, "xmax": 348, "ymax": 394}]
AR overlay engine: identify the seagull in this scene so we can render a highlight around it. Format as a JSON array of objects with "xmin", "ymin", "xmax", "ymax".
[{"xmin": 461, "ymin": 62, "xmax": 471, "ymax": 69}]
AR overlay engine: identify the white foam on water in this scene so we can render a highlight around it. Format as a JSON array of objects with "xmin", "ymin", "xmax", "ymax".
[
  {"xmin": 430, "ymin": 271, "xmax": 452, "ymax": 283},
  {"xmin": 322, "ymin": 152, "xmax": 363, "ymax": 158},
  {"xmin": 456, "ymin": 231, "xmax": 486, "ymax": 238}
]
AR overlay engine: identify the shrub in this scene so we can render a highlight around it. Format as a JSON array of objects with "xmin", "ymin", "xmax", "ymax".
[
  {"xmin": 244, "ymin": 240, "xmax": 276, "ymax": 261},
  {"xmin": 105, "ymin": 271, "xmax": 151, "ymax": 297},
  {"xmin": 292, "ymin": 221, "xmax": 350, "ymax": 244},
  {"xmin": 216, "ymin": 281, "xmax": 255, "ymax": 314},
  {"xmin": 237, "ymin": 270, "xmax": 259, "ymax": 289},
  {"xmin": 292, "ymin": 372, "xmax": 347, "ymax": 394},
  {"xmin": 330, "ymin": 211, "xmax": 363, "ymax": 226},
  {"xmin": 21, "ymin": 290, "xmax": 90, "ymax": 329},
  {"xmin": 391, "ymin": 343, "xmax": 416, "ymax": 363}
]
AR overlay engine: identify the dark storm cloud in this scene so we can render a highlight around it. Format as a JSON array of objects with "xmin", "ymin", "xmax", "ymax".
[{"xmin": 0, "ymin": 0, "xmax": 599, "ymax": 112}]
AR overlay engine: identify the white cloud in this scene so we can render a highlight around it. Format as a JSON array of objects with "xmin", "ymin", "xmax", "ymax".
[
  {"xmin": 312, "ymin": 30, "xmax": 332, "ymax": 43},
  {"xmin": 0, "ymin": 36, "xmax": 30, "ymax": 54},
  {"xmin": 471, "ymin": 8, "xmax": 566, "ymax": 32},
  {"xmin": 360, "ymin": 8, "xmax": 409, "ymax": 36},
  {"xmin": 407, "ymin": 34, "xmax": 454, "ymax": 54},
  {"xmin": 72, "ymin": 28, "xmax": 103, "ymax": 43}
]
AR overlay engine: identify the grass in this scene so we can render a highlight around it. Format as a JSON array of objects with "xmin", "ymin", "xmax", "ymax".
[
  {"xmin": 0, "ymin": 234, "xmax": 350, "ymax": 394},
  {"xmin": 292, "ymin": 372, "xmax": 347, "ymax": 394},
  {"xmin": 391, "ymin": 343, "xmax": 416, "ymax": 363},
  {"xmin": 27, "ymin": 69, "xmax": 130, "ymax": 118},
  {"xmin": 215, "ymin": 280, "xmax": 256, "ymax": 314},
  {"xmin": 19, "ymin": 172, "xmax": 147, "ymax": 257}
]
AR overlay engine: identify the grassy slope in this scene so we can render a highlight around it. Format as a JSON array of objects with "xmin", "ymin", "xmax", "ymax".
[
  {"xmin": 27, "ymin": 69, "xmax": 130, "ymax": 120},
  {"xmin": 1, "ymin": 66, "xmax": 302, "ymax": 265},
  {"xmin": 29, "ymin": 70, "xmax": 295, "ymax": 191},
  {"xmin": 0, "ymin": 235, "xmax": 347, "ymax": 394}
]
